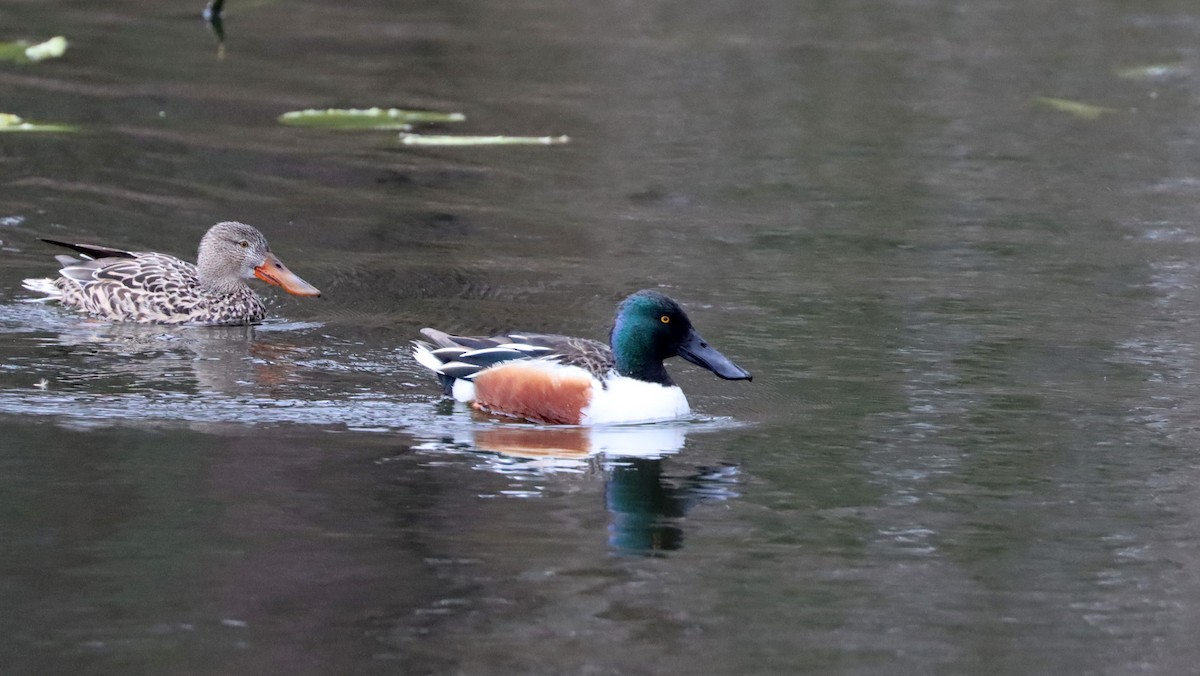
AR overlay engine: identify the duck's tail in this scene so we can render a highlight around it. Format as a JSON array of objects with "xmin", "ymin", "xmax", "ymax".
[
  {"xmin": 20, "ymin": 277, "xmax": 61, "ymax": 302},
  {"xmin": 412, "ymin": 328, "xmax": 554, "ymax": 399},
  {"xmin": 411, "ymin": 337, "xmax": 445, "ymax": 372}
]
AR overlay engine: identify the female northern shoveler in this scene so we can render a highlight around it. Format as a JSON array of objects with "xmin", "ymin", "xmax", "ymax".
[
  {"xmin": 412, "ymin": 289, "xmax": 752, "ymax": 425},
  {"xmin": 22, "ymin": 221, "xmax": 320, "ymax": 325}
]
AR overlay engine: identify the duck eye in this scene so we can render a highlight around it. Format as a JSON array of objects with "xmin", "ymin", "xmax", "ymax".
[
  {"xmin": 238, "ymin": 240, "xmax": 250, "ymax": 248},
  {"xmin": 660, "ymin": 315, "xmax": 670, "ymax": 324}
]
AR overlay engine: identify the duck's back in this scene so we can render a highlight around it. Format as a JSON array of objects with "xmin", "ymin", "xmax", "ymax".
[
  {"xmin": 414, "ymin": 329, "xmax": 690, "ymax": 425},
  {"xmin": 418, "ymin": 330, "xmax": 615, "ymax": 376},
  {"xmin": 49, "ymin": 251, "xmax": 265, "ymax": 325}
]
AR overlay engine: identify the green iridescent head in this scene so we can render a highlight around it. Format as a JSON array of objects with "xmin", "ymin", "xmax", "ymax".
[{"xmin": 609, "ymin": 290, "xmax": 752, "ymax": 385}]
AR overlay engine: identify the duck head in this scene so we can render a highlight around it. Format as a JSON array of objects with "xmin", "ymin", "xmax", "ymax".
[
  {"xmin": 196, "ymin": 221, "xmax": 320, "ymax": 297},
  {"xmin": 610, "ymin": 289, "xmax": 752, "ymax": 386}
]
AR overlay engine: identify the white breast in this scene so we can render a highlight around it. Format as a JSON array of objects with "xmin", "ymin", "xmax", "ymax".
[{"xmin": 580, "ymin": 375, "xmax": 691, "ymax": 425}]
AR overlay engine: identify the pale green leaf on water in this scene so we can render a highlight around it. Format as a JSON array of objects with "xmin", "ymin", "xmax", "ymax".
[
  {"xmin": 1035, "ymin": 97, "xmax": 1117, "ymax": 120},
  {"xmin": 0, "ymin": 36, "xmax": 68, "ymax": 63},
  {"xmin": 0, "ymin": 43, "xmax": 25, "ymax": 61},
  {"xmin": 0, "ymin": 113, "xmax": 78, "ymax": 133},
  {"xmin": 25, "ymin": 36, "xmax": 67, "ymax": 61},
  {"xmin": 278, "ymin": 107, "xmax": 466, "ymax": 130},
  {"xmin": 1115, "ymin": 62, "xmax": 1190, "ymax": 80},
  {"xmin": 398, "ymin": 133, "xmax": 571, "ymax": 146}
]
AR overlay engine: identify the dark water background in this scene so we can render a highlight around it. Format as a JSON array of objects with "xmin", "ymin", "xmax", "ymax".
[{"xmin": 5, "ymin": 0, "xmax": 1200, "ymax": 673}]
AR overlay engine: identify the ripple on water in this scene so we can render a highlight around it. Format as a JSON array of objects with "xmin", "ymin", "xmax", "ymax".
[
  {"xmin": 0, "ymin": 299, "xmax": 753, "ymax": 486},
  {"xmin": 0, "ymin": 384, "xmax": 746, "ymax": 477}
]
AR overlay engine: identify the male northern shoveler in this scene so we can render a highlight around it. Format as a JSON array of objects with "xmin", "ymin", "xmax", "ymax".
[
  {"xmin": 412, "ymin": 289, "xmax": 752, "ymax": 425},
  {"xmin": 22, "ymin": 221, "xmax": 320, "ymax": 325}
]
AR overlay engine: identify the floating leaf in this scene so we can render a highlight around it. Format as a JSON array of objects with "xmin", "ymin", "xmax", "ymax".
[
  {"xmin": 25, "ymin": 36, "xmax": 68, "ymax": 61},
  {"xmin": 398, "ymin": 133, "xmax": 570, "ymax": 146},
  {"xmin": 1035, "ymin": 96, "xmax": 1117, "ymax": 120},
  {"xmin": 0, "ymin": 36, "xmax": 68, "ymax": 63},
  {"xmin": 0, "ymin": 113, "xmax": 78, "ymax": 133},
  {"xmin": 0, "ymin": 43, "xmax": 24, "ymax": 62},
  {"xmin": 278, "ymin": 107, "xmax": 466, "ymax": 130},
  {"xmin": 1115, "ymin": 62, "xmax": 1190, "ymax": 80}
]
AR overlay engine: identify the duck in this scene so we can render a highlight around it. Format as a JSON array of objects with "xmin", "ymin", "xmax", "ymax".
[
  {"xmin": 412, "ymin": 289, "xmax": 751, "ymax": 425},
  {"xmin": 21, "ymin": 221, "xmax": 320, "ymax": 325}
]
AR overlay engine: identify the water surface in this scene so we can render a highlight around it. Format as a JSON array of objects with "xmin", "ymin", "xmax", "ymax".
[{"xmin": 4, "ymin": 0, "xmax": 1200, "ymax": 674}]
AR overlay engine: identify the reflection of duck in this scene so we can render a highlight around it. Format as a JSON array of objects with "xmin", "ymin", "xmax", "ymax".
[
  {"xmin": 409, "ymin": 407, "xmax": 740, "ymax": 556},
  {"xmin": 22, "ymin": 221, "xmax": 319, "ymax": 325},
  {"xmin": 472, "ymin": 422, "xmax": 689, "ymax": 460},
  {"xmin": 414, "ymin": 404, "xmax": 691, "ymax": 461},
  {"xmin": 35, "ymin": 321, "xmax": 308, "ymax": 396},
  {"xmin": 412, "ymin": 290, "xmax": 751, "ymax": 425},
  {"xmin": 606, "ymin": 458, "xmax": 740, "ymax": 556}
]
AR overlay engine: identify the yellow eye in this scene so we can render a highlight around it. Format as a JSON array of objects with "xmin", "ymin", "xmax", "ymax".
[
  {"xmin": 238, "ymin": 240, "xmax": 250, "ymax": 248},
  {"xmin": 660, "ymin": 315, "xmax": 670, "ymax": 324}
]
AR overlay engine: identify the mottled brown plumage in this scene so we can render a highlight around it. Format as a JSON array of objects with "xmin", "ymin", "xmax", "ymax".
[{"xmin": 22, "ymin": 221, "xmax": 320, "ymax": 325}]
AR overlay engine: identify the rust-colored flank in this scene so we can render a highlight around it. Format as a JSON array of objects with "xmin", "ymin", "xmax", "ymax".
[{"xmin": 471, "ymin": 362, "xmax": 594, "ymax": 425}]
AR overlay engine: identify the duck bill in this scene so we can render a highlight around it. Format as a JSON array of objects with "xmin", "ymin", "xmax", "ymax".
[
  {"xmin": 677, "ymin": 328, "xmax": 752, "ymax": 381},
  {"xmin": 254, "ymin": 253, "xmax": 321, "ymax": 297}
]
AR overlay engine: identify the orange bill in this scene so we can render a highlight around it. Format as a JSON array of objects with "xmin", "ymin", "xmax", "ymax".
[{"xmin": 254, "ymin": 253, "xmax": 321, "ymax": 297}]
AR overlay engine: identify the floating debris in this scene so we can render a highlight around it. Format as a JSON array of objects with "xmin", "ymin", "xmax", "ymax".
[
  {"xmin": 398, "ymin": 133, "xmax": 570, "ymax": 146},
  {"xmin": 0, "ymin": 36, "xmax": 68, "ymax": 63},
  {"xmin": 1115, "ymin": 62, "xmax": 1190, "ymax": 80},
  {"xmin": 278, "ymin": 107, "xmax": 466, "ymax": 130},
  {"xmin": 0, "ymin": 113, "xmax": 78, "ymax": 133},
  {"xmin": 204, "ymin": 0, "xmax": 226, "ymax": 58},
  {"xmin": 203, "ymin": 0, "xmax": 225, "ymax": 22},
  {"xmin": 1034, "ymin": 96, "xmax": 1117, "ymax": 120}
]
